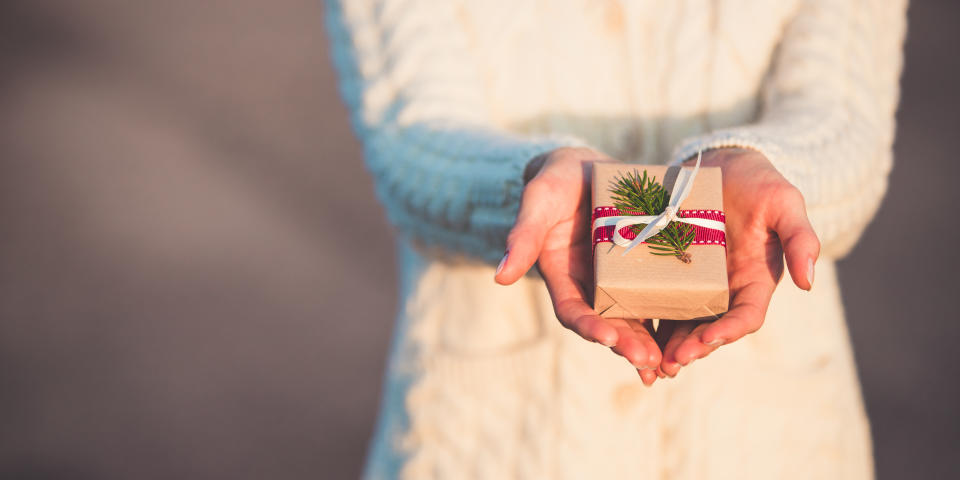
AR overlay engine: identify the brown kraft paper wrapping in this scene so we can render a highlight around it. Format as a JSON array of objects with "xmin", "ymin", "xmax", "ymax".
[{"xmin": 592, "ymin": 163, "xmax": 729, "ymax": 320}]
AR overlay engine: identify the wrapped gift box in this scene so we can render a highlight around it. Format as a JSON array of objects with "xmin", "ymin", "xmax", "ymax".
[{"xmin": 591, "ymin": 162, "xmax": 729, "ymax": 320}]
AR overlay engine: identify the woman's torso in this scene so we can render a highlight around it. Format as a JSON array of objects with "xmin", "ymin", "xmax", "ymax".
[{"xmin": 365, "ymin": 2, "xmax": 873, "ymax": 478}]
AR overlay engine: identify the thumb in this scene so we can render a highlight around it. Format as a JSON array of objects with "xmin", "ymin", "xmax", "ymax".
[
  {"xmin": 494, "ymin": 179, "xmax": 556, "ymax": 285},
  {"xmin": 772, "ymin": 186, "xmax": 821, "ymax": 291}
]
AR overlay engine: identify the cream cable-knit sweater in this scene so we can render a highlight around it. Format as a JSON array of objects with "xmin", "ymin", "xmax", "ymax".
[{"xmin": 325, "ymin": 1, "xmax": 907, "ymax": 478}]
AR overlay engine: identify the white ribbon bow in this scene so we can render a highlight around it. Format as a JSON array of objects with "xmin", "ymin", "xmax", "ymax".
[{"xmin": 592, "ymin": 150, "xmax": 726, "ymax": 256}]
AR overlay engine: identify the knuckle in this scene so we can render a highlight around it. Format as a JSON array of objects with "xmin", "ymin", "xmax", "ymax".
[
  {"xmin": 522, "ymin": 177, "xmax": 551, "ymax": 199},
  {"xmin": 507, "ymin": 221, "xmax": 540, "ymax": 243},
  {"xmin": 756, "ymin": 180, "xmax": 799, "ymax": 205},
  {"xmin": 505, "ymin": 227, "xmax": 527, "ymax": 247},
  {"xmin": 554, "ymin": 300, "xmax": 584, "ymax": 329},
  {"xmin": 744, "ymin": 310, "xmax": 765, "ymax": 334},
  {"xmin": 523, "ymin": 177, "xmax": 567, "ymax": 207},
  {"xmin": 555, "ymin": 313, "xmax": 575, "ymax": 331},
  {"xmin": 777, "ymin": 183, "xmax": 805, "ymax": 209},
  {"xmin": 784, "ymin": 227, "xmax": 819, "ymax": 250}
]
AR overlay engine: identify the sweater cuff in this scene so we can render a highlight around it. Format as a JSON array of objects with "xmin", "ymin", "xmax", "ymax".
[
  {"xmin": 669, "ymin": 128, "xmax": 812, "ymax": 201},
  {"xmin": 497, "ymin": 132, "xmax": 590, "ymax": 204}
]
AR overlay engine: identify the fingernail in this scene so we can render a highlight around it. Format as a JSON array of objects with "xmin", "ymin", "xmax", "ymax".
[
  {"xmin": 806, "ymin": 257, "xmax": 815, "ymax": 290},
  {"xmin": 704, "ymin": 338, "xmax": 724, "ymax": 347},
  {"xmin": 496, "ymin": 251, "xmax": 509, "ymax": 276},
  {"xmin": 601, "ymin": 338, "xmax": 616, "ymax": 347}
]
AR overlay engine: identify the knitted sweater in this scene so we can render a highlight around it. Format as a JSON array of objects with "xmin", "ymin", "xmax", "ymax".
[{"xmin": 325, "ymin": 1, "xmax": 907, "ymax": 478}]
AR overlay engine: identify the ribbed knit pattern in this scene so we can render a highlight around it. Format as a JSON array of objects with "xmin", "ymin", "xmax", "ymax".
[
  {"xmin": 669, "ymin": 0, "xmax": 907, "ymax": 258},
  {"xmin": 325, "ymin": 1, "xmax": 905, "ymax": 478}
]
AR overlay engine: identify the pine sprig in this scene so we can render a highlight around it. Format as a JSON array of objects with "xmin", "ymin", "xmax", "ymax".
[
  {"xmin": 608, "ymin": 169, "xmax": 695, "ymax": 263},
  {"xmin": 646, "ymin": 221, "xmax": 695, "ymax": 263},
  {"xmin": 609, "ymin": 170, "xmax": 667, "ymax": 218}
]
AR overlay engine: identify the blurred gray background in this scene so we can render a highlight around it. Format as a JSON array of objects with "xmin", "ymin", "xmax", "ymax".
[{"xmin": 1, "ymin": 1, "xmax": 957, "ymax": 479}]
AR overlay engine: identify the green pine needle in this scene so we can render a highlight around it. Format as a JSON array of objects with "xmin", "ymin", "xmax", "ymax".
[
  {"xmin": 609, "ymin": 169, "xmax": 668, "ymax": 217},
  {"xmin": 608, "ymin": 169, "xmax": 695, "ymax": 263}
]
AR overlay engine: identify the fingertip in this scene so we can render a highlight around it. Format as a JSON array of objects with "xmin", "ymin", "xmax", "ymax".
[
  {"xmin": 612, "ymin": 336, "xmax": 648, "ymax": 368},
  {"xmin": 659, "ymin": 319, "xmax": 694, "ymax": 368},
  {"xmin": 782, "ymin": 230, "xmax": 819, "ymax": 291},
  {"xmin": 638, "ymin": 368, "xmax": 657, "ymax": 386},
  {"xmin": 773, "ymin": 187, "xmax": 819, "ymax": 291},
  {"xmin": 784, "ymin": 254, "xmax": 816, "ymax": 291},
  {"xmin": 631, "ymin": 347, "xmax": 651, "ymax": 370},
  {"xmin": 659, "ymin": 357, "xmax": 681, "ymax": 377},
  {"xmin": 699, "ymin": 326, "xmax": 726, "ymax": 347},
  {"xmin": 579, "ymin": 315, "xmax": 618, "ymax": 347},
  {"xmin": 674, "ymin": 343, "xmax": 698, "ymax": 366},
  {"xmin": 597, "ymin": 327, "xmax": 618, "ymax": 348},
  {"xmin": 493, "ymin": 248, "xmax": 535, "ymax": 285},
  {"xmin": 784, "ymin": 256, "xmax": 807, "ymax": 291},
  {"xmin": 674, "ymin": 340, "xmax": 703, "ymax": 366},
  {"xmin": 493, "ymin": 250, "xmax": 508, "ymax": 282},
  {"xmin": 647, "ymin": 348, "xmax": 662, "ymax": 369},
  {"xmin": 596, "ymin": 331, "xmax": 619, "ymax": 348},
  {"xmin": 493, "ymin": 270, "xmax": 518, "ymax": 286}
]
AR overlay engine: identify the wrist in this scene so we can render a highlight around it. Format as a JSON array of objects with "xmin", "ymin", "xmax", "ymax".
[{"xmin": 524, "ymin": 147, "xmax": 619, "ymax": 185}]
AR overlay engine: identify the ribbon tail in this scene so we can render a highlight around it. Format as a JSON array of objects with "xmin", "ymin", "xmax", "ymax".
[
  {"xmin": 619, "ymin": 216, "xmax": 665, "ymax": 256},
  {"xmin": 669, "ymin": 149, "xmax": 702, "ymax": 209},
  {"xmin": 609, "ymin": 216, "xmax": 658, "ymax": 245},
  {"xmin": 595, "ymin": 215, "xmax": 657, "ymax": 231}
]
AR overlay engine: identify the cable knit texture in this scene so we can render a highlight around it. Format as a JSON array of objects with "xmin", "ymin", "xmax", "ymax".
[{"xmin": 325, "ymin": 0, "xmax": 906, "ymax": 478}]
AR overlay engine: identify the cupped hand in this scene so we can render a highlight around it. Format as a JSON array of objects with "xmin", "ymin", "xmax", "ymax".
[
  {"xmin": 656, "ymin": 148, "xmax": 820, "ymax": 378},
  {"xmin": 494, "ymin": 147, "xmax": 664, "ymax": 386}
]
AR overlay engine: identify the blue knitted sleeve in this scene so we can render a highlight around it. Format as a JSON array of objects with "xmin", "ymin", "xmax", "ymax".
[{"xmin": 325, "ymin": 0, "xmax": 584, "ymax": 263}]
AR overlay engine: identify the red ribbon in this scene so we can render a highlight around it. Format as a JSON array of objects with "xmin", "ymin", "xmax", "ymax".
[{"xmin": 591, "ymin": 206, "xmax": 727, "ymax": 249}]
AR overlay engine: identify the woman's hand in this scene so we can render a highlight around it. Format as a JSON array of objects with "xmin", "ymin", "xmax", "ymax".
[
  {"xmin": 656, "ymin": 148, "xmax": 820, "ymax": 378},
  {"xmin": 494, "ymin": 147, "xmax": 664, "ymax": 386}
]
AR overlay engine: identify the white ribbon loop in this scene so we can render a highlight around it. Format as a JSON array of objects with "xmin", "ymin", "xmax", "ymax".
[{"xmin": 592, "ymin": 150, "xmax": 725, "ymax": 256}]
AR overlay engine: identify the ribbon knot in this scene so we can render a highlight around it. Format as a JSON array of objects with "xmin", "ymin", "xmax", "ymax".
[
  {"xmin": 659, "ymin": 205, "xmax": 678, "ymax": 226},
  {"xmin": 591, "ymin": 150, "xmax": 726, "ymax": 256}
]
